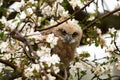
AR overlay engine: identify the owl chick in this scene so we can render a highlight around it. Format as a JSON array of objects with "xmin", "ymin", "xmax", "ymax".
[{"xmin": 50, "ymin": 22, "xmax": 83, "ymax": 66}]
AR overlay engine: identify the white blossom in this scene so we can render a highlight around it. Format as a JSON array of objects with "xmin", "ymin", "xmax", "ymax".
[
  {"xmin": 41, "ymin": 1, "xmax": 65, "ymax": 17},
  {"xmin": 37, "ymin": 17, "xmax": 42, "ymax": 26},
  {"xmin": 46, "ymin": 33, "xmax": 58, "ymax": 48},
  {"xmin": 50, "ymin": 54, "xmax": 60, "ymax": 65},
  {"xmin": 17, "ymin": 11, "xmax": 26, "ymax": 20},
  {"xmin": 70, "ymin": 62, "xmax": 86, "ymax": 73},
  {"xmin": 56, "ymin": 0, "xmax": 63, "ymax": 3},
  {"xmin": 106, "ymin": 45, "xmax": 116, "ymax": 52},
  {"xmin": 28, "ymin": 0, "xmax": 37, "ymax": 4},
  {"xmin": 97, "ymin": 28, "xmax": 102, "ymax": 34},
  {"xmin": 115, "ymin": 61, "xmax": 120, "ymax": 70},
  {"xmin": 0, "ymin": 42, "xmax": 8, "ymax": 53},
  {"xmin": 55, "ymin": 3, "xmax": 65, "ymax": 16},
  {"xmin": 69, "ymin": 0, "xmax": 84, "ymax": 9},
  {"xmin": 47, "ymin": 73, "xmax": 56, "ymax": 80},
  {"xmin": 14, "ymin": 77, "xmax": 22, "ymax": 80},
  {"xmin": 37, "ymin": 46, "xmax": 51, "ymax": 57},
  {"xmin": 53, "ymin": 66, "xmax": 60, "ymax": 74},
  {"xmin": 26, "ymin": 28, "xmax": 43, "ymax": 43},
  {"xmin": 68, "ymin": 19, "xmax": 79, "ymax": 24},
  {"xmin": 41, "ymin": 5, "xmax": 52, "ymax": 16},
  {"xmin": 87, "ymin": 38, "xmax": 91, "ymax": 42},
  {"xmin": 0, "ymin": 16, "xmax": 8, "ymax": 28},
  {"xmin": 25, "ymin": 7, "xmax": 34, "ymax": 16},
  {"xmin": 88, "ymin": 15, "xmax": 95, "ymax": 21},
  {"xmin": 49, "ymin": 19, "xmax": 57, "ymax": 26},
  {"xmin": 94, "ymin": 64, "xmax": 112, "ymax": 75},
  {"xmin": 0, "ymin": 0, "xmax": 3, "ymax": 7},
  {"xmin": 25, "ymin": 64, "xmax": 40, "ymax": 77},
  {"xmin": 0, "ymin": 63, "xmax": 4, "ymax": 72},
  {"xmin": 60, "ymin": 11, "xmax": 69, "ymax": 19},
  {"xmin": 7, "ymin": 19, "xmax": 22, "ymax": 30},
  {"xmin": 69, "ymin": 62, "xmax": 87, "ymax": 80},
  {"xmin": 108, "ymin": 27, "xmax": 117, "ymax": 34},
  {"xmin": 9, "ymin": 0, "xmax": 25, "ymax": 12},
  {"xmin": 40, "ymin": 54, "xmax": 60, "ymax": 67}
]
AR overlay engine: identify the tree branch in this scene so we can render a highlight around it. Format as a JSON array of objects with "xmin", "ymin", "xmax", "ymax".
[
  {"xmin": 10, "ymin": 30, "xmax": 36, "ymax": 63},
  {"xmin": 83, "ymin": 7, "xmax": 120, "ymax": 30},
  {"xmin": 114, "ymin": 31, "xmax": 120, "ymax": 53},
  {"xmin": 0, "ymin": 59, "xmax": 17, "ymax": 70},
  {"xmin": 36, "ymin": 0, "xmax": 94, "ymax": 32},
  {"xmin": 0, "ymin": 59, "xmax": 23, "ymax": 80},
  {"xmin": 1, "ymin": 70, "xmax": 22, "ymax": 80}
]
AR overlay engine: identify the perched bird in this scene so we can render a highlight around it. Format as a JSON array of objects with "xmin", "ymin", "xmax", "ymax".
[
  {"xmin": 51, "ymin": 22, "xmax": 82, "ymax": 66},
  {"xmin": 41, "ymin": 21, "xmax": 83, "ymax": 66}
]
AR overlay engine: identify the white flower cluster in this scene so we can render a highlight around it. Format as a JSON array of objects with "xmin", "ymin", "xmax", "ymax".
[
  {"xmin": 105, "ymin": 28, "xmax": 118, "ymax": 52},
  {"xmin": 94, "ymin": 64, "xmax": 113, "ymax": 75},
  {"xmin": 0, "ymin": 0, "xmax": 62, "ymax": 79},
  {"xmin": 69, "ymin": 61, "xmax": 88, "ymax": 79},
  {"xmin": 0, "ymin": 39, "xmax": 24, "ymax": 60},
  {"xmin": 24, "ymin": 33, "xmax": 60, "ymax": 78},
  {"xmin": 46, "ymin": 33, "xmax": 59, "ymax": 48},
  {"xmin": 0, "ymin": 41, "xmax": 9, "ymax": 53},
  {"xmin": 115, "ymin": 61, "xmax": 120, "ymax": 70},
  {"xmin": 40, "ymin": 0, "xmax": 67, "ymax": 17},
  {"xmin": 108, "ymin": 27, "xmax": 117, "ymax": 34},
  {"xmin": 24, "ymin": 50, "xmax": 60, "ymax": 78},
  {"xmin": 69, "ymin": 0, "xmax": 84, "ymax": 9}
]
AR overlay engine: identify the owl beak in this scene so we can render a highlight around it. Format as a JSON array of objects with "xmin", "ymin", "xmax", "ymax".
[{"xmin": 64, "ymin": 34, "xmax": 72, "ymax": 43}]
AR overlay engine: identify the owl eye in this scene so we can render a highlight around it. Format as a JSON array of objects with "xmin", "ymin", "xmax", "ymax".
[
  {"xmin": 59, "ymin": 29, "xmax": 67, "ymax": 35},
  {"xmin": 72, "ymin": 32, "xmax": 78, "ymax": 37}
]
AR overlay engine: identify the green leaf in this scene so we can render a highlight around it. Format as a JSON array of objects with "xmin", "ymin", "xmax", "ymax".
[
  {"xmin": 0, "ymin": 32, "xmax": 6, "ymax": 40},
  {"xmin": 40, "ymin": 17, "xmax": 50, "ymax": 28},
  {"xmin": 79, "ymin": 51, "xmax": 90, "ymax": 58},
  {"xmin": 0, "ymin": 22, "xmax": 4, "ymax": 30},
  {"xmin": 95, "ymin": 39, "xmax": 99, "ymax": 47},
  {"xmin": 68, "ymin": 74, "xmax": 73, "ymax": 80},
  {"xmin": 60, "ymin": 0, "xmax": 73, "ymax": 11},
  {"xmin": 107, "ymin": 74, "xmax": 112, "ymax": 80},
  {"xmin": 80, "ymin": 0, "xmax": 84, "ymax": 3},
  {"xmin": 33, "ymin": 69, "xmax": 37, "ymax": 74},
  {"xmin": 81, "ymin": 71, "xmax": 86, "ymax": 76},
  {"xmin": 0, "ymin": 7, "xmax": 7, "ymax": 17}
]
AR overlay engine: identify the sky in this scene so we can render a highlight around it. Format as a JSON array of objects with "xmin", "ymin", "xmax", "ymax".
[{"xmin": 86, "ymin": 0, "xmax": 120, "ymax": 13}]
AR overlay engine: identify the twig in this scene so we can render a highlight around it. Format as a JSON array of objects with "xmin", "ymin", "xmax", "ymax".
[
  {"xmin": 83, "ymin": 7, "xmax": 120, "ymax": 30},
  {"xmin": 0, "ymin": 59, "xmax": 23, "ymax": 79},
  {"xmin": 10, "ymin": 30, "xmax": 36, "ymax": 63},
  {"xmin": 113, "ymin": 31, "xmax": 120, "ymax": 53},
  {"xmin": 64, "ymin": 66, "xmax": 68, "ymax": 80},
  {"xmin": 38, "ymin": 62, "xmax": 49, "ymax": 80},
  {"xmin": 81, "ymin": 59, "xmax": 95, "ymax": 68},
  {"xmin": 52, "ymin": 73, "xmax": 65, "ymax": 80},
  {"xmin": 105, "ymin": 75, "xmax": 120, "ymax": 80},
  {"xmin": 0, "ymin": 59, "xmax": 17, "ymax": 70},
  {"xmin": 92, "ymin": 57, "xmax": 108, "ymax": 62},
  {"xmin": 1, "ymin": 70, "xmax": 22, "ymax": 80},
  {"xmin": 91, "ymin": 74, "xmax": 101, "ymax": 80}
]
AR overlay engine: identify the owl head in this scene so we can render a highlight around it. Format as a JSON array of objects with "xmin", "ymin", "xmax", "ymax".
[{"xmin": 52, "ymin": 22, "xmax": 83, "ymax": 46}]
